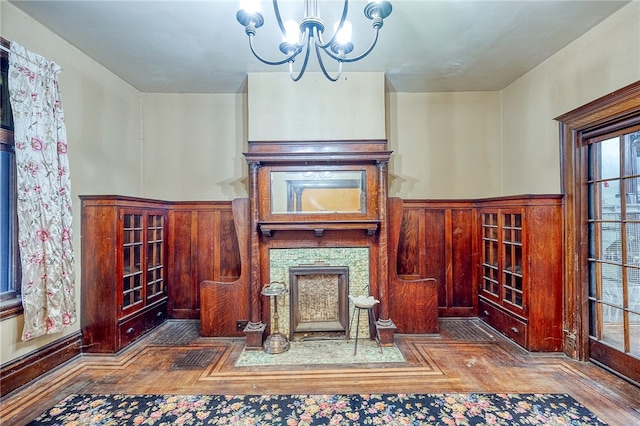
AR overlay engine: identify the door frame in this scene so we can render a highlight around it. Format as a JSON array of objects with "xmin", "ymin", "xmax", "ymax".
[{"xmin": 556, "ymin": 80, "xmax": 640, "ymax": 361}]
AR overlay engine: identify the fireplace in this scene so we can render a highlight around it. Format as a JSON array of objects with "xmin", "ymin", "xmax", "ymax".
[
  {"xmin": 237, "ymin": 139, "xmax": 400, "ymax": 350},
  {"xmin": 289, "ymin": 264, "xmax": 349, "ymax": 340},
  {"xmin": 200, "ymin": 141, "xmax": 439, "ymax": 349},
  {"xmin": 268, "ymin": 248, "xmax": 370, "ymax": 340}
]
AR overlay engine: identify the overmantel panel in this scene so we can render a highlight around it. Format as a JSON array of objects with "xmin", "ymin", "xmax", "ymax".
[{"xmin": 245, "ymin": 140, "xmax": 391, "ymax": 236}]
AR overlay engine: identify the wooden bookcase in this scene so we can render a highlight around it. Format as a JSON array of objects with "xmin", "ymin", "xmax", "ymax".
[
  {"xmin": 80, "ymin": 196, "xmax": 169, "ymax": 353},
  {"xmin": 477, "ymin": 195, "xmax": 563, "ymax": 351}
]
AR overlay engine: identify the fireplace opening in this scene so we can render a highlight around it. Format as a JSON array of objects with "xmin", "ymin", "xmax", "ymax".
[{"xmin": 289, "ymin": 264, "xmax": 349, "ymax": 341}]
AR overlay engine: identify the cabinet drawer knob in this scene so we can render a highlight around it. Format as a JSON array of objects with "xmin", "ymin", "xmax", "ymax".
[
  {"xmin": 483, "ymin": 310, "xmax": 489, "ymax": 316},
  {"xmin": 157, "ymin": 311, "xmax": 163, "ymax": 317},
  {"xmin": 126, "ymin": 327, "xmax": 135, "ymax": 334},
  {"xmin": 510, "ymin": 327, "xmax": 518, "ymax": 333}
]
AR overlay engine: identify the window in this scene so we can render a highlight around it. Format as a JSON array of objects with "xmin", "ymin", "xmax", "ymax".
[{"xmin": 0, "ymin": 38, "xmax": 21, "ymax": 319}]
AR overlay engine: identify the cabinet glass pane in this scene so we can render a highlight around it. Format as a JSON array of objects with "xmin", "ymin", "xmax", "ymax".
[
  {"xmin": 122, "ymin": 214, "xmax": 143, "ymax": 309},
  {"xmin": 481, "ymin": 212, "xmax": 500, "ymax": 296},
  {"xmin": 123, "ymin": 272, "xmax": 142, "ymax": 308},
  {"xmin": 503, "ymin": 271, "xmax": 524, "ymax": 308},
  {"xmin": 514, "ymin": 245, "xmax": 522, "ymax": 274},
  {"xmin": 146, "ymin": 214, "xmax": 164, "ymax": 299},
  {"xmin": 502, "ymin": 212, "xmax": 523, "ymax": 309}
]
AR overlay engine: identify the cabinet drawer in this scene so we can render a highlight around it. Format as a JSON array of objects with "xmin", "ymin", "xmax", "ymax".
[
  {"xmin": 118, "ymin": 302, "xmax": 167, "ymax": 350},
  {"xmin": 479, "ymin": 299, "xmax": 528, "ymax": 348}
]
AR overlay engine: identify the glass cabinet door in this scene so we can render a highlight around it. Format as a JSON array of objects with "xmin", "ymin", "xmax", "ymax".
[
  {"xmin": 121, "ymin": 211, "xmax": 165, "ymax": 315},
  {"xmin": 146, "ymin": 214, "xmax": 165, "ymax": 301},
  {"xmin": 122, "ymin": 213, "xmax": 143, "ymax": 311},
  {"xmin": 502, "ymin": 212, "xmax": 524, "ymax": 310},
  {"xmin": 481, "ymin": 213, "xmax": 500, "ymax": 298}
]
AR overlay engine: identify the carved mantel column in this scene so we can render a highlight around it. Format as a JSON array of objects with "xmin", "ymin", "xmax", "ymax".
[
  {"xmin": 375, "ymin": 159, "xmax": 396, "ymax": 345},
  {"xmin": 244, "ymin": 161, "xmax": 266, "ymax": 349}
]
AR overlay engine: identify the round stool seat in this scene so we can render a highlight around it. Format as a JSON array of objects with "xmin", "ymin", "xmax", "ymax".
[{"xmin": 349, "ymin": 295, "xmax": 379, "ymax": 309}]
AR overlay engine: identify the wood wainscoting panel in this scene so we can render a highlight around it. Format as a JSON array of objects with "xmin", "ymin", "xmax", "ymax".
[
  {"xmin": 402, "ymin": 200, "xmax": 477, "ymax": 317},
  {"xmin": 0, "ymin": 331, "xmax": 81, "ymax": 397},
  {"xmin": 168, "ymin": 201, "xmax": 238, "ymax": 320},
  {"xmin": 200, "ymin": 199, "xmax": 250, "ymax": 337}
]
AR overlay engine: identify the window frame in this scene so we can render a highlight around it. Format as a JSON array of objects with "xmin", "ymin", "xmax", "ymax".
[{"xmin": 0, "ymin": 37, "xmax": 22, "ymax": 319}]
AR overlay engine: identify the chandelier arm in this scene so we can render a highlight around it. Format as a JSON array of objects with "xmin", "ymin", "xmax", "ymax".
[
  {"xmin": 320, "ymin": 28, "xmax": 381, "ymax": 63},
  {"xmin": 248, "ymin": 35, "xmax": 302, "ymax": 66},
  {"xmin": 289, "ymin": 39, "xmax": 314, "ymax": 82},
  {"xmin": 315, "ymin": 41, "xmax": 342, "ymax": 82},
  {"xmin": 315, "ymin": 0, "xmax": 349, "ymax": 50},
  {"xmin": 272, "ymin": 0, "xmax": 288, "ymax": 36}
]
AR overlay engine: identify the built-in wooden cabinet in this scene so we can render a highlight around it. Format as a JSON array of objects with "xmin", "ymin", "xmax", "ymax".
[
  {"xmin": 477, "ymin": 195, "xmax": 563, "ymax": 351},
  {"xmin": 78, "ymin": 193, "xmax": 563, "ymax": 353},
  {"xmin": 80, "ymin": 196, "xmax": 168, "ymax": 353}
]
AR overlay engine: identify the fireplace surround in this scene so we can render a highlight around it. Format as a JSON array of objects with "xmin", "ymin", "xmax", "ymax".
[
  {"xmin": 239, "ymin": 140, "xmax": 397, "ymax": 350},
  {"xmin": 289, "ymin": 264, "xmax": 349, "ymax": 340},
  {"xmin": 268, "ymin": 248, "xmax": 370, "ymax": 341}
]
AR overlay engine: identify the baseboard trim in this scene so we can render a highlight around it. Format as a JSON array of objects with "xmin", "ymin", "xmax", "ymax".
[{"xmin": 0, "ymin": 331, "xmax": 82, "ymax": 398}]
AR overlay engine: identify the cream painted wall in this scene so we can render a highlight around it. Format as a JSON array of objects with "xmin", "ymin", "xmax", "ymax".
[
  {"xmin": 1, "ymin": 3, "xmax": 142, "ymax": 364},
  {"xmin": 1, "ymin": 0, "xmax": 638, "ymax": 374},
  {"xmin": 142, "ymin": 87, "xmax": 501, "ymax": 201},
  {"xmin": 248, "ymin": 72, "xmax": 386, "ymax": 141},
  {"xmin": 141, "ymin": 93, "xmax": 248, "ymax": 201},
  {"xmin": 387, "ymin": 92, "xmax": 502, "ymax": 199},
  {"xmin": 501, "ymin": 1, "xmax": 640, "ymax": 195}
]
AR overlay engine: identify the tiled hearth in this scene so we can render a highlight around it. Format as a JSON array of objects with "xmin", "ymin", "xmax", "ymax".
[{"xmin": 268, "ymin": 248, "xmax": 370, "ymax": 340}]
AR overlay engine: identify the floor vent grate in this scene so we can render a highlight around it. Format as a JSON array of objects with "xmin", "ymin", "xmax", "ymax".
[{"xmin": 170, "ymin": 349, "xmax": 217, "ymax": 370}]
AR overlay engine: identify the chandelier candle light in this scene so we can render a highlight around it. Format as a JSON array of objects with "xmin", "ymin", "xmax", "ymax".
[{"xmin": 236, "ymin": 0, "xmax": 392, "ymax": 81}]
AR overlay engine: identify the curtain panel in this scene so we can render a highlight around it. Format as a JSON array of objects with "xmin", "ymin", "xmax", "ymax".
[{"xmin": 8, "ymin": 41, "xmax": 76, "ymax": 341}]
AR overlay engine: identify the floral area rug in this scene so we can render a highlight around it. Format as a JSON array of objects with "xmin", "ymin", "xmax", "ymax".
[{"xmin": 28, "ymin": 393, "xmax": 607, "ymax": 425}]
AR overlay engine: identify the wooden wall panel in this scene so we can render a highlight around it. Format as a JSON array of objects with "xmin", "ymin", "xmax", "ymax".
[
  {"xmin": 450, "ymin": 209, "xmax": 476, "ymax": 315},
  {"xmin": 167, "ymin": 210, "xmax": 195, "ymax": 318},
  {"xmin": 201, "ymin": 199, "xmax": 251, "ymax": 337},
  {"xmin": 219, "ymin": 209, "xmax": 240, "ymax": 280},
  {"xmin": 422, "ymin": 209, "xmax": 447, "ymax": 306},
  {"xmin": 388, "ymin": 198, "xmax": 439, "ymax": 334},
  {"xmin": 195, "ymin": 210, "xmax": 217, "ymax": 283},
  {"xmin": 167, "ymin": 202, "xmax": 233, "ymax": 319},
  {"xmin": 397, "ymin": 209, "xmax": 421, "ymax": 276},
  {"xmin": 402, "ymin": 200, "xmax": 477, "ymax": 317}
]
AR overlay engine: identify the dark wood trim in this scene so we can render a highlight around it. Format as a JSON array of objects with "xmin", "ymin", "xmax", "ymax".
[
  {"xmin": 0, "ymin": 331, "xmax": 82, "ymax": 398},
  {"xmin": 0, "ymin": 296, "xmax": 22, "ymax": 320},
  {"xmin": 0, "ymin": 37, "xmax": 8, "ymax": 58},
  {"xmin": 556, "ymin": 80, "xmax": 640, "ymax": 361},
  {"xmin": 79, "ymin": 194, "xmax": 171, "ymax": 206}
]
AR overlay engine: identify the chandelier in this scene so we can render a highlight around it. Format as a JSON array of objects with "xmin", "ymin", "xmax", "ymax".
[{"xmin": 236, "ymin": 0, "xmax": 392, "ymax": 82}]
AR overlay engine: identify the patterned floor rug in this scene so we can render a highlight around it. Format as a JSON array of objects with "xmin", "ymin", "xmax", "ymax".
[{"xmin": 27, "ymin": 392, "xmax": 607, "ymax": 425}]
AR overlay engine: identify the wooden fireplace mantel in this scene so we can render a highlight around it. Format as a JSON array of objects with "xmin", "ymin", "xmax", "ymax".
[
  {"xmin": 258, "ymin": 220, "xmax": 380, "ymax": 237},
  {"xmin": 242, "ymin": 139, "xmax": 398, "ymax": 348}
]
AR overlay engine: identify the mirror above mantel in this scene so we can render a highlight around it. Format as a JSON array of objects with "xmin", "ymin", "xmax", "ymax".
[
  {"xmin": 271, "ymin": 170, "xmax": 366, "ymax": 215},
  {"xmin": 244, "ymin": 140, "xmax": 392, "ymax": 236}
]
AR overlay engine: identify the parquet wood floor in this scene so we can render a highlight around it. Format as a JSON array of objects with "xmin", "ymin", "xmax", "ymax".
[{"xmin": 1, "ymin": 319, "xmax": 639, "ymax": 425}]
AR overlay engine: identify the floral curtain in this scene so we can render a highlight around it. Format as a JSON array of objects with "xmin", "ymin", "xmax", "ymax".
[{"xmin": 8, "ymin": 41, "xmax": 76, "ymax": 341}]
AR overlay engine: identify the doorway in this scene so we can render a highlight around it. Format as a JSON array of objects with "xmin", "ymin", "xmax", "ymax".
[
  {"xmin": 557, "ymin": 81, "xmax": 640, "ymax": 385},
  {"xmin": 586, "ymin": 128, "xmax": 640, "ymax": 382}
]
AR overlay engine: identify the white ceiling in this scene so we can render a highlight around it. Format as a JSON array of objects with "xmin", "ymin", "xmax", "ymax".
[{"xmin": 8, "ymin": 0, "xmax": 630, "ymax": 93}]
